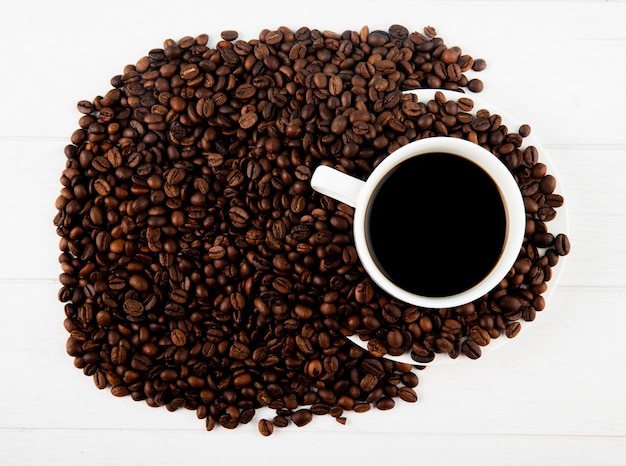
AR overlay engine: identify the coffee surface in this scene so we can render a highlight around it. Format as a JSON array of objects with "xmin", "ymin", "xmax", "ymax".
[{"xmin": 367, "ymin": 153, "xmax": 506, "ymax": 296}]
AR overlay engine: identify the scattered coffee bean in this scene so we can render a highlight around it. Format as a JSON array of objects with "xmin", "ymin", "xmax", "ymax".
[
  {"xmin": 554, "ymin": 233, "xmax": 571, "ymax": 256},
  {"xmin": 272, "ymin": 415, "xmax": 289, "ymax": 428},
  {"xmin": 258, "ymin": 419, "xmax": 273, "ymax": 437},
  {"xmin": 290, "ymin": 409, "xmax": 313, "ymax": 427}
]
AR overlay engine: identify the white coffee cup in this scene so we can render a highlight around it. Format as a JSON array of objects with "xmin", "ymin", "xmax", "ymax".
[{"xmin": 310, "ymin": 136, "xmax": 525, "ymax": 309}]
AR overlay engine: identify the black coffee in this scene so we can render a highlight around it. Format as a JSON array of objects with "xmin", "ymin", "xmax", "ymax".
[{"xmin": 366, "ymin": 152, "xmax": 506, "ymax": 297}]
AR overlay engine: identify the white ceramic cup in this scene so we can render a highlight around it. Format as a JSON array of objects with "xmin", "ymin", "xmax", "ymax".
[{"xmin": 310, "ymin": 136, "xmax": 526, "ymax": 309}]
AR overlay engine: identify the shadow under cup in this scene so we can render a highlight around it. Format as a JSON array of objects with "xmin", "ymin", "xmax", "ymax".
[{"xmin": 365, "ymin": 151, "xmax": 507, "ymax": 299}]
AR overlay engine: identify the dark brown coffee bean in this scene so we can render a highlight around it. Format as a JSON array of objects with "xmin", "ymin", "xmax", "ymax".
[
  {"xmin": 352, "ymin": 403, "xmax": 370, "ymax": 413},
  {"xmin": 554, "ymin": 233, "xmax": 571, "ymax": 256},
  {"xmin": 472, "ymin": 58, "xmax": 487, "ymax": 71},
  {"xmin": 499, "ymin": 295, "xmax": 522, "ymax": 314},
  {"xmin": 77, "ymin": 100, "xmax": 94, "ymax": 114},
  {"xmin": 401, "ymin": 371, "xmax": 419, "ymax": 388},
  {"xmin": 360, "ymin": 373, "xmax": 379, "ymax": 392},
  {"xmin": 272, "ymin": 276, "xmax": 292, "ymax": 294},
  {"xmin": 229, "ymin": 206, "xmax": 250, "ymax": 228},
  {"xmin": 272, "ymin": 415, "xmax": 289, "ymax": 427},
  {"xmin": 435, "ymin": 336, "xmax": 455, "ymax": 353},
  {"xmin": 386, "ymin": 330, "xmax": 404, "ymax": 350},
  {"xmin": 462, "ymin": 339, "xmax": 482, "ymax": 359},
  {"xmin": 533, "ymin": 232, "xmax": 554, "ymax": 248},
  {"xmin": 355, "ymin": 280, "xmax": 374, "ymax": 303},
  {"xmin": 523, "ymin": 146, "xmax": 539, "ymax": 165},
  {"xmin": 457, "ymin": 97, "xmax": 474, "ymax": 112},
  {"xmin": 410, "ymin": 349, "xmax": 435, "ymax": 364},
  {"xmin": 221, "ymin": 30, "xmax": 239, "ymax": 41},
  {"xmin": 93, "ymin": 371, "xmax": 108, "ymax": 389},
  {"xmin": 468, "ymin": 78, "xmax": 484, "ymax": 92},
  {"xmin": 388, "ymin": 24, "xmax": 409, "ymax": 39},
  {"xmin": 506, "ymin": 321, "xmax": 522, "ymax": 338},
  {"xmin": 171, "ymin": 328, "xmax": 187, "ymax": 346},
  {"xmin": 545, "ymin": 193, "xmax": 564, "ymax": 208},
  {"xmin": 131, "ymin": 354, "xmax": 152, "ymax": 372},
  {"xmin": 290, "ymin": 409, "xmax": 313, "ymax": 427},
  {"xmin": 471, "ymin": 117, "xmax": 490, "ymax": 132},
  {"xmin": 367, "ymin": 339, "xmax": 387, "ymax": 358},
  {"xmin": 229, "ymin": 342, "xmax": 250, "ymax": 360},
  {"xmin": 111, "ymin": 385, "xmax": 130, "ymax": 397},
  {"xmin": 447, "ymin": 63, "xmax": 462, "ymax": 81},
  {"xmin": 258, "ymin": 419, "xmax": 273, "ymax": 436},
  {"xmin": 398, "ymin": 386, "xmax": 418, "ymax": 403},
  {"xmin": 540, "ymin": 175, "xmax": 557, "ymax": 194},
  {"xmin": 375, "ymin": 397, "xmax": 395, "ymax": 411},
  {"xmin": 123, "ymin": 299, "xmax": 144, "ymax": 317},
  {"xmin": 238, "ymin": 408, "xmax": 255, "ymax": 425},
  {"xmin": 342, "ymin": 245, "xmax": 358, "ymax": 265},
  {"xmin": 537, "ymin": 205, "xmax": 557, "ymax": 221}
]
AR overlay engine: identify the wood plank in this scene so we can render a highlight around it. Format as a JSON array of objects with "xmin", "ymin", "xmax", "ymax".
[
  {"xmin": 0, "ymin": 429, "xmax": 624, "ymax": 466},
  {"xmin": 1, "ymin": 2, "xmax": 625, "ymax": 146},
  {"xmin": 1, "ymin": 282, "xmax": 624, "ymax": 436},
  {"xmin": 2, "ymin": 139, "xmax": 622, "ymax": 287},
  {"xmin": 0, "ymin": 1, "xmax": 625, "ymax": 464}
]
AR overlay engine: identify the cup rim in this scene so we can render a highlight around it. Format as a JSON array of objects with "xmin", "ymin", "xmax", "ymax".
[{"xmin": 352, "ymin": 136, "xmax": 526, "ymax": 309}]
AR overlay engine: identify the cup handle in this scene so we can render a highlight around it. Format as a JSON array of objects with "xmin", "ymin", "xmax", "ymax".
[{"xmin": 310, "ymin": 165, "xmax": 365, "ymax": 208}]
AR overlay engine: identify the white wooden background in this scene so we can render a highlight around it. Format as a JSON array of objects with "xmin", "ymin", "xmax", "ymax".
[{"xmin": 1, "ymin": 1, "xmax": 625, "ymax": 465}]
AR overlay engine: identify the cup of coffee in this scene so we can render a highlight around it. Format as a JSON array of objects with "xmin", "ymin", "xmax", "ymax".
[{"xmin": 310, "ymin": 136, "xmax": 526, "ymax": 309}]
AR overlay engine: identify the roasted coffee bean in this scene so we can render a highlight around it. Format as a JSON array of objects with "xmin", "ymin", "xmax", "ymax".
[
  {"xmin": 272, "ymin": 415, "xmax": 289, "ymax": 427},
  {"xmin": 401, "ymin": 371, "xmax": 419, "ymax": 388},
  {"xmin": 540, "ymin": 175, "xmax": 557, "ymax": 194},
  {"xmin": 554, "ymin": 233, "xmax": 571, "ymax": 256},
  {"xmin": 389, "ymin": 24, "xmax": 409, "ymax": 39},
  {"xmin": 462, "ymin": 339, "xmax": 482, "ymax": 359},
  {"xmin": 469, "ymin": 326, "xmax": 491, "ymax": 346},
  {"xmin": 171, "ymin": 328, "xmax": 186, "ymax": 346},
  {"xmin": 258, "ymin": 419, "xmax": 274, "ymax": 436},
  {"xmin": 367, "ymin": 339, "xmax": 387, "ymax": 358},
  {"xmin": 375, "ymin": 397, "xmax": 395, "ymax": 411},
  {"xmin": 355, "ymin": 280, "xmax": 374, "ymax": 303},
  {"xmin": 537, "ymin": 205, "xmax": 557, "ymax": 221},
  {"xmin": 545, "ymin": 193, "xmax": 564, "ymax": 207},
  {"xmin": 472, "ymin": 58, "xmax": 487, "ymax": 71},
  {"xmin": 229, "ymin": 342, "xmax": 250, "ymax": 360},
  {"xmin": 290, "ymin": 409, "xmax": 313, "ymax": 427},
  {"xmin": 123, "ymin": 299, "xmax": 144, "ymax": 317},
  {"xmin": 111, "ymin": 385, "xmax": 130, "ymax": 397},
  {"xmin": 342, "ymin": 245, "xmax": 358, "ymax": 264},
  {"xmin": 506, "ymin": 321, "xmax": 522, "ymax": 338},
  {"xmin": 221, "ymin": 30, "xmax": 239, "ymax": 41},
  {"xmin": 56, "ymin": 23, "xmax": 569, "ymax": 435},
  {"xmin": 93, "ymin": 370, "xmax": 108, "ymax": 389},
  {"xmin": 410, "ymin": 349, "xmax": 435, "ymax": 364},
  {"xmin": 468, "ymin": 79, "xmax": 484, "ymax": 93},
  {"xmin": 382, "ymin": 303, "xmax": 402, "ymax": 323},
  {"xmin": 533, "ymin": 232, "xmax": 554, "ymax": 248},
  {"xmin": 360, "ymin": 373, "xmax": 379, "ymax": 392},
  {"xmin": 398, "ymin": 386, "xmax": 418, "ymax": 403},
  {"xmin": 77, "ymin": 100, "xmax": 94, "ymax": 114}
]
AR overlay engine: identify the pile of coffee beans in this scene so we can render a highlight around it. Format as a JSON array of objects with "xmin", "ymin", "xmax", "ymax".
[{"xmin": 54, "ymin": 24, "xmax": 570, "ymax": 434}]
